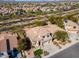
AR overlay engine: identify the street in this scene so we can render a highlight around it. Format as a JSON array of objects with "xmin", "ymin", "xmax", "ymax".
[{"xmin": 49, "ymin": 43, "xmax": 79, "ymax": 58}]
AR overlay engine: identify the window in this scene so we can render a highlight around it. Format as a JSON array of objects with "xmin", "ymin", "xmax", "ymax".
[
  {"xmin": 64, "ymin": 20, "xmax": 67, "ymax": 23},
  {"xmin": 73, "ymin": 26, "xmax": 76, "ymax": 29},
  {"xmin": 47, "ymin": 35, "xmax": 49, "ymax": 37},
  {"xmin": 43, "ymin": 36, "xmax": 45, "ymax": 38},
  {"xmin": 38, "ymin": 41, "xmax": 41, "ymax": 46},
  {"xmin": 50, "ymin": 33, "xmax": 52, "ymax": 36}
]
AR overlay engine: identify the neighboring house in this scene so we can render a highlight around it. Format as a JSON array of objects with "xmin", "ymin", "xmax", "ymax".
[
  {"xmin": 64, "ymin": 20, "xmax": 79, "ymax": 40},
  {"xmin": 53, "ymin": 6, "xmax": 58, "ymax": 11},
  {"xmin": 0, "ymin": 31, "xmax": 18, "ymax": 58},
  {"xmin": 64, "ymin": 20, "xmax": 79, "ymax": 33},
  {"xmin": 24, "ymin": 25, "xmax": 64, "ymax": 47},
  {"xmin": 63, "ymin": 6, "xmax": 71, "ymax": 11}
]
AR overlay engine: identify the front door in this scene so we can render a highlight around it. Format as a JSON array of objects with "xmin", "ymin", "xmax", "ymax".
[{"xmin": 6, "ymin": 39, "xmax": 10, "ymax": 51}]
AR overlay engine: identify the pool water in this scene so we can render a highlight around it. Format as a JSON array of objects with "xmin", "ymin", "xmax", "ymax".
[{"xmin": 7, "ymin": 49, "xmax": 19, "ymax": 58}]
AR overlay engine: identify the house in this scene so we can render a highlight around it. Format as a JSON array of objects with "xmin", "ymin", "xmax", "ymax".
[
  {"xmin": 0, "ymin": 31, "xmax": 18, "ymax": 57},
  {"xmin": 63, "ymin": 6, "xmax": 71, "ymax": 11},
  {"xmin": 64, "ymin": 20, "xmax": 79, "ymax": 40},
  {"xmin": 64, "ymin": 20, "xmax": 79, "ymax": 33},
  {"xmin": 24, "ymin": 25, "xmax": 64, "ymax": 47}
]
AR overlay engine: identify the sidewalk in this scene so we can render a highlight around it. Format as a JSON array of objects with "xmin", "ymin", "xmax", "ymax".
[{"xmin": 43, "ymin": 40, "xmax": 79, "ymax": 58}]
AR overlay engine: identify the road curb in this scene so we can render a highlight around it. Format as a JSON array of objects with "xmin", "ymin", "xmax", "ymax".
[{"xmin": 43, "ymin": 41, "xmax": 79, "ymax": 58}]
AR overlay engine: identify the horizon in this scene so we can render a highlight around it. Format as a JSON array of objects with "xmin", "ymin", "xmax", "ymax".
[{"xmin": 1, "ymin": 0, "xmax": 79, "ymax": 2}]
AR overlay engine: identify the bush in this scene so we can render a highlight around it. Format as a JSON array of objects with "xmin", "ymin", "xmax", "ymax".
[
  {"xmin": 64, "ymin": 15, "xmax": 78, "ymax": 23},
  {"xmin": 48, "ymin": 16, "xmax": 64, "ymax": 29},
  {"xmin": 44, "ymin": 51, "xmax": 49, "ymax": 56},
  {"xmin": 34, "ymin": 49, "xmax": 43, "ymax": 58},
  {"xmin": 54, "ymin": 31, "xmax": 69, "ymax": 42},
  {"xmin": 34, "ymin": 21, "xmax": 47, "ymax": 26},
  {"xmin": 48, "ymin": 16, "xmax": 56, "ymax": 24}
]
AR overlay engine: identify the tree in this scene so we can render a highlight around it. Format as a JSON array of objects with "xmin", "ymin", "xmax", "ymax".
[
  {"xmin": 55, "ymin": 17, "xmax": 64, "ymax": 29},
  {"xmin": 17, "ymin": 30, "xmax": 32, "ymax": 57},
  {"xmin": 23, "ymin": 37, "xmax": 32, "ymax": 51},
  {"xmin": 54, "ymin": 31, "xmax": 69, "ymax": 42},
  {"xmin": 48, "ymin": 16, "xmax": 56, "ymax": 24},
  {"xmin": 34, "ymin": 49, "xmax": 43, "ymax": 58},
  {"xmin": 69, "ymin": 16, "xmax": 78, "ymax": 23},
  {"xmin": 64, "ymin": 15, "xmax": 78, "ymax": 23},
  {"xmin": 0, "ymin": 13, "xmax": 3, "ymax": 20},
  {"xmin": 9, "ymin": 13, "xmax": 16, "ymax": 19},
  {"xmin": 11, "ymin": 26, "xmax": 31, "ymax": 57},
  {"xmin": 48, "ymin": 16, "xmax": 64, "ymax": 29},
  {"xmin": 18, "ymin": 37, "xmax": 32, "ymax": 58},
  {"xmin": 16, "ymin": 9, "xmax": 27, "ymax": 16},
  {"xmin": 18, "ymin": 38, "xmax": 26, "ymax": 57}
]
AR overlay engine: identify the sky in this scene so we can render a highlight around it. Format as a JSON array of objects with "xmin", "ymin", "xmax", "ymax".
[
  {"xmin": 2, "ymin": 0, "xmax": 78, "ymax": 2},
  {"xmin": 16, "ymin": 0, "xmax": 60, "ymax": 2}
]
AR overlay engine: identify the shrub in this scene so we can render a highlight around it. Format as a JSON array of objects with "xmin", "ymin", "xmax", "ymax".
[
  {"xmin": 54, "ymin": 31, "xmax": 69, "ymax": 42},
  {"xmin": 34, "ymin": 49, "xmax": 43, "ymax": 58},
  {"xmin": 48, "ymin": 16, "xmax": 64, "ymax": 29},
  {"xmin": 34, "ymin": 21, "xmax": 47, "ymax": 26}
]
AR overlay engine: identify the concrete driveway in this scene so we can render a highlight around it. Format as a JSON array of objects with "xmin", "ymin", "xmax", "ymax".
[{"xmin": 49, "ymin": 43, "xmax": 79, "ymax": 58}]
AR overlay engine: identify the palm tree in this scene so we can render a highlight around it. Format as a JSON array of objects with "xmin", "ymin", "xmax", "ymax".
[
  {"xmin": 16, "ymin": 30, "xmax": 32, "ymax": 58},
  {"xmin": 18, "ymin": 37, "xmax": 32, "ymax": 58}
]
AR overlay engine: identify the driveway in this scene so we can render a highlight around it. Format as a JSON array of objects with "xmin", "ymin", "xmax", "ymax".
[
  {"xmin": 69, "ymin": 33, "xmax": 79, "ymax": 41},
  {"xmin": 49, "ymin": 43, "xmax": 79, "ymax": 58}
]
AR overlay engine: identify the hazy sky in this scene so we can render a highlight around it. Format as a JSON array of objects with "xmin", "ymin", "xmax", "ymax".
[
  {"xmin": 16, "ymin": 0, "xmax": 60, "ymax": 1},
  {"xmin": 3, "ymin": 0, "xmax": 78, "ymax": 2}
]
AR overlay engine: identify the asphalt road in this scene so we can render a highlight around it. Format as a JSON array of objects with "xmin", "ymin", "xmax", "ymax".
[{"xmin": 49, "ymin": 43, "xmax": 79, "ymax": 58}]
